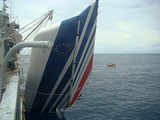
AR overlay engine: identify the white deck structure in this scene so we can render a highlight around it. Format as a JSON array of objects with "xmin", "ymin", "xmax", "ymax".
[{"xmin": 0, "ymin": 74, "xmax": 19, "ymax": 120}]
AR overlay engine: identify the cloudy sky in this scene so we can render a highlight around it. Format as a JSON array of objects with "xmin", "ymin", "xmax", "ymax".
[{"xmin": 8, "ymin": 0, "xmax": 160, "ymax": 53}]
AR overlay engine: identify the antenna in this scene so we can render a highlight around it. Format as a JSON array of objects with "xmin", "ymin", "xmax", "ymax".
[{"xmin": 2, "ymin": 0, "xmax": 7, "ymax": 12}]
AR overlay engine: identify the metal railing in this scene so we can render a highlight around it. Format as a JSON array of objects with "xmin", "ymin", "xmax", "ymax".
[{"xmin": 0, "ymin": 41, "xmax": 51, "ymax": 102}]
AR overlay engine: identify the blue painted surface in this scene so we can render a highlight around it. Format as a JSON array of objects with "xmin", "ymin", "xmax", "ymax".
[
  {"xmin": 25, "ymin": 112, "xmax": 66, "ymax": 120},
  {"xmin": 25, "ymin": 0, "xmax": 99, "ymax": 119}
]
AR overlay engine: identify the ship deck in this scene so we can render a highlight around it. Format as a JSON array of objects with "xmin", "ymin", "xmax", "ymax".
[{"xmin": 0, "ymin": 73, "xmax": 19, "ymax": 120}]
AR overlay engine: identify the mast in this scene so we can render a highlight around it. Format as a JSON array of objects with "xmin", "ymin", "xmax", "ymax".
[
  {"xmin": 0, "ymin": 0, "xmax": 9, "ymax": 102},
  {"xmin": 0, "ymin": 0, "xmax": 9, "ymax": 67},
  {"xmin": 0, "ymin": 0, "xmax": 9, "ymax": 34},
  {"xmin": 2, "ymin": 0, "xmax": 7, "ymax": 12},
  {"xmin": 0, "ymin": 0, "xmax": 21, "ymax": 101}
]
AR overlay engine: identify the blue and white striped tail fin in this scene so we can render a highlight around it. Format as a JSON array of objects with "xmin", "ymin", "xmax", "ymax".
[{"xmin": 24, "ymin": 0, "xmax": 98, "ymax": 119}]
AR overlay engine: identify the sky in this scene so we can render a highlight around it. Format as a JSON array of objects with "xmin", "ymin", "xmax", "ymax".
[{"xmin": 5, "ymin": 0, "xmax": 160, "ymax": 53}]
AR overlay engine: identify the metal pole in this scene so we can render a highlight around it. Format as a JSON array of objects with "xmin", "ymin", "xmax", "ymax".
[
  {"xmin": 2, "ymin": 0, "xmax": 6, "ymax": 12},
  {"xmin": 0, "ymin": 41, "xmax": 51, "ymax": 102}
]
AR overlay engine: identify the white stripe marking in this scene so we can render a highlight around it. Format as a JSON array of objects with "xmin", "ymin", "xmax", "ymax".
[
  {"xmin": 49, "ymin": 21, "xmax": 96, "ymax": 112},
  {"xmin": 72, "ymin": 37, "xmax": 95, "ymax": 98},
  {"xmin": 73, "ymin": 21, "xmax": 96, "ymax": 89},
  {"xmin": 57, "ymin": 92, "xmax": 70, "ymax": 110},
  {"xmin": 57, "ymin": 43, "xmax": 94, "ymax": 110},
  {"xmin": 41, "ymin": 2, "xmax": 96, "ymax": 112},
  {"xmin": 58, "ymin": 38, "xmax": 95, "ymax": 109},
  {"xmin": 49, "ymin": 82, "xmax": 70, "ymax": 112},
  {"xmin": 41, "ymin": 50, "xmax": 74, "ymax": 112}
]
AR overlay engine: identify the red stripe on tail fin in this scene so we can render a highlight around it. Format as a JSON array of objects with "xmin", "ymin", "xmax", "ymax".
[{"xmin": 70, "ymin": 55, "xmax": 93, "ymax": 106}]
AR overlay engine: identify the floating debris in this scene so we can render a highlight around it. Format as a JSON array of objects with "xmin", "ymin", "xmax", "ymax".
[{"xmin": 107, "ymin": 64, "xmax": 116, "ymax": 67}]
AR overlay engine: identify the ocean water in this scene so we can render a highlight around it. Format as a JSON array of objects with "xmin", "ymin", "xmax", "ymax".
[
  {"xmin": 21, "ymin": 54, "xmax": 160, "ymax": 120},
  {"xmin": 65, "ymin": 54, "xmax": 160, "ymax": 120}
]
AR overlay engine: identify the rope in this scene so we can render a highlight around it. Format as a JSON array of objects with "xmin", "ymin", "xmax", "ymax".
[
  {"xmin": 19, "ymin": 14, "xmax": 46, "ymax": 32},
  {"xmin": 19, "ymin": 10, "xmax": 53, "ymax": 33},
  {"xmin": 22, "ymin": 14, "xmax": 50, "ymax": 41},
  {"xmin": 20, "ymin": 20, "xmax": 43, "ymax": 34}
]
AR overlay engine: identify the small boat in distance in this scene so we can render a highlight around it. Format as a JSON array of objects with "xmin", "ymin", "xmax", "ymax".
[{"xmin": 107, "ymin": 64, "xmax": 116, "ymax": 67}]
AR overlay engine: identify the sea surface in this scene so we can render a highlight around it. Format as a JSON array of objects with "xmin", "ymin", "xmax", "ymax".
[
  {"xmin": 65, "ymin": 54, "xmax": 160, "ymax": 120},
  {"xmin": 22, "ymin": 54, "xmax": 160, "ymax": 120}
]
